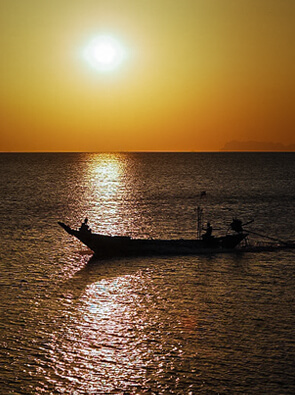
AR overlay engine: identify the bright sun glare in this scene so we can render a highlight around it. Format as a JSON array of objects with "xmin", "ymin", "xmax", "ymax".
[{"xmin": 84, "ymin": 36, "xmax": 126, "ymax": 72}]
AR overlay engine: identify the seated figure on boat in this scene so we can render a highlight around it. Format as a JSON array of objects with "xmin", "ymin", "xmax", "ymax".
[
  {"xmin": 202, "ymin": 222, "xmax": 213, "ymax": 241},
  {"xmin": 80, "ymin": 218, "xmax": 91, "ymax": 234}
]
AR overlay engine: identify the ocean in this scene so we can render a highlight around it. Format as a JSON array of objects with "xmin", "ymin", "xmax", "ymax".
[{"xmin": 0, "ymin": 152, "xmax": 294, "ymax": 394}]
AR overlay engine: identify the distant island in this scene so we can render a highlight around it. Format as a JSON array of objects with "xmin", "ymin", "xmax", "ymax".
[{"xmin": 221, "ymin": 140, "xmax": 295, "ymax": 152}]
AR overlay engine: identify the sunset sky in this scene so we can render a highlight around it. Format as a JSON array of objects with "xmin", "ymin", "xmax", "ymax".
[{"xmin": 1, "ymin": 0, "xmax": 294, "ymax": 152}]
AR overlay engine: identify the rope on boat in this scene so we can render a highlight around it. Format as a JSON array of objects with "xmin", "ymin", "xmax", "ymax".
[{"xmin": 247, "ymin": 229, "xmax": 291, "ymax": 247}]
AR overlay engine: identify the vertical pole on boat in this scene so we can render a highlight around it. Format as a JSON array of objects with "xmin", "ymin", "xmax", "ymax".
[{"xmin": 197, "ymin": 206, "xmax": 203, "ymax": 239}]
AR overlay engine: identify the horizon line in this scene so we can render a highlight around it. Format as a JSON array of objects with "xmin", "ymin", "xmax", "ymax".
[{"xmin": 1, "ymin": 149, "xmax": 295, "ymax": 154}]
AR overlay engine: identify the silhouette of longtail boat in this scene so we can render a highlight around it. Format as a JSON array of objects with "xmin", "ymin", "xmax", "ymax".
[
  {"xmin": 58, "ymin": 220, "xmax": 248, "ymax": 258},
  {"xmin": 58, "ymin": 210, "xmax": 295, "ymax": 258}
]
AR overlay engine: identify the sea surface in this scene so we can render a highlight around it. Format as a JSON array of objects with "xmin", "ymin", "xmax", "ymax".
[{"xmin": 0, "ymin": 152, "xmax": 294, "ymax": 394}]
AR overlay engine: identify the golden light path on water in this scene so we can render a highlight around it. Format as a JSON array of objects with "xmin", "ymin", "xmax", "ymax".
[
  {"xmin": 60, "ymin": 276, "xmax": 146, "ymax": 392},
  {"xmin": 85, "ymin": 153, "xmax": 127, "ymax": 236},
  {"xmin": 44, "ymin": 154, "xmax": 158, "ymax": 390},
  {"xmin": 45, "ymin": 258, "xmax": 191, "ymax": 393},
  {"xmin": 82, "ymin": 153, "xmax": 154, "ymax": 239}
]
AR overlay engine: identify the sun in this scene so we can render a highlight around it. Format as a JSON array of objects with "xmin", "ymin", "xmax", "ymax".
[{"xmin": 84, "ymin": 36, "xmax": 126, "ymax": 72}]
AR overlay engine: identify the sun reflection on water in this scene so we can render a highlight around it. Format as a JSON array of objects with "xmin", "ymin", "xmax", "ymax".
[
  {"xmin": 38, "ymin": 259, "xmax": 206, "ymax": 393},
  {"xmin": 70, "ymin": 275, "xmax": 146, "ymax": 391},
  {"xmin": 87, "ymin": 153, "xmax": 124, "ymax": 196},
  {"xmin": 89, "ymin": 153, "xmax": 122, "ymax": 176},
  {"xmin": 84, "ymin": 153, "xmax": 129, "ymax": 235},
  {"xmin": 74, "ymin": 153, "xmax": 161, "ymax": 239}
]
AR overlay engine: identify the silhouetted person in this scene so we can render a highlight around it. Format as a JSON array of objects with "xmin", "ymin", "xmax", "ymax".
[
  {"xmin": 230, "ymin": 218, "xmax": 243, "ymax": 233},
  {"xmin": 80, "ymin": 217, "xmax": 91, "ymax": 233},
  {"xmin": 203, "ymin": 222, "xmax": 213, "ymax": 240}
]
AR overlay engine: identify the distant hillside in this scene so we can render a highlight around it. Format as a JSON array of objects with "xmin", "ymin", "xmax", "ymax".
[{"xmin": 221, "ymin": 141, "xmax": 295, "ymax": 152}]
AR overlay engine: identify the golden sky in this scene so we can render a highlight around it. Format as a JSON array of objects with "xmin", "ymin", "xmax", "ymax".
[{"xmin": 0, "ymin": 0, "xmax": 294, "ymax": 152}]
